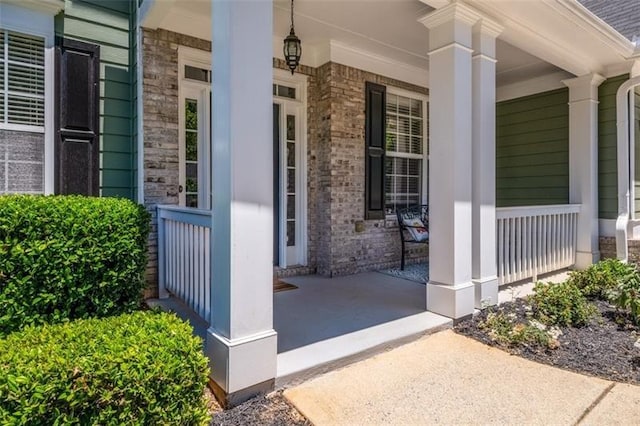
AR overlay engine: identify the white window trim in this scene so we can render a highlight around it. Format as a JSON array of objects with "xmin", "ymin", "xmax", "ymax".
[
  {"xmin": 385, "ymin": 86, "xmax": 429, "ymax": 220},
  {"xmin": 0, "ymin": 3, "xmax": 55, "ymax": 194}
]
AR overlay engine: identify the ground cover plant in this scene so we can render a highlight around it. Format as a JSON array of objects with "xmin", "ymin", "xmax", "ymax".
[
  {"xmin": 455, "ymin": 259, "xmax": 640, "ymax": 384},
  {"xmin": 0, "ymin": 311, "xmax": 210, "ymax": 425},
  {"xmin": 0, "ymin": 195, "xmax": 150, "ymax": 336}
]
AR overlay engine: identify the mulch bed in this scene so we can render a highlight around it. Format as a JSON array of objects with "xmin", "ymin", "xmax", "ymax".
[
  {"xmin": 210, "ymin": 391, "xmax": 310, "ymax": 426},
  {"xmin": 455, "ymin": 299, "xmax": 640, "ymax": 385}
]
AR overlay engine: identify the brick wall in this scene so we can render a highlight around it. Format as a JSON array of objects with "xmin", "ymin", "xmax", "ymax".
[
  {"xmin": 318, "ymin": 63, "xmax": 429, "ymax": 275},
  {"xmin": 275, "ymin": 60, "xmax": 429, "ymax": 276},
  {"xmin": 0, "ymin": 130, "xmax": 44, "ymax": 194},
  {"xmin": 142, "ymin": 33, "xmax": 430, "ymax": 293}
]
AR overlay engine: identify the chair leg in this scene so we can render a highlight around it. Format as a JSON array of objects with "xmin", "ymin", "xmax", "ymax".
[{"xmin": 401, "ymin": 242, "xmax": 405, "ymax": 270}]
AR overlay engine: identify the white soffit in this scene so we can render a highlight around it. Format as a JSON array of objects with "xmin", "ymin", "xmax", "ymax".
[
  {"xmin": 140, "ymin": 0, "xmax": 594, "ymax": 90},
  {"xmin": 465, "ymin": 0, "xmax": 634, "ymax": 76}
]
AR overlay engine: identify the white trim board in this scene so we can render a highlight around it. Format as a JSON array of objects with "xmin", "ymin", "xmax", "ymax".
[
  {"xmin": 496, "ymin": 71, "xmax": 573, "ymax": 102},
  {"xmin": 599, "ymin": 219, "xmax": 615, "ymax": 238},
  {"xmin": 272, "ymin": 37, "xmax": 429, "ymax": 89}
]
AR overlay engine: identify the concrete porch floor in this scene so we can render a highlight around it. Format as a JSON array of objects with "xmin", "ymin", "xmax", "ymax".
[
  {"xmin": 147, "ymin": 268, "xmax": 571, "ymax": 388},
  {"xmin": 274, "ymin": 272, "xmax": 452, "ymax": 385}
]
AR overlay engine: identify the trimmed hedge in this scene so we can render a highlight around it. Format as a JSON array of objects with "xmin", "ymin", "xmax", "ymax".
[
  {"xmin": 0, "ymin": 311, "xmax": 209, "ymax": 425},
  {"xmin": 0, "ymin": 195, "xmax": 150, "ymax": 336}
]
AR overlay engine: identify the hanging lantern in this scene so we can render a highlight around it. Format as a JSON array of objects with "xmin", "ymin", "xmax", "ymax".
[{"xmin": 283, "ymin": 0, "xmax": 302, "ymax": 74}]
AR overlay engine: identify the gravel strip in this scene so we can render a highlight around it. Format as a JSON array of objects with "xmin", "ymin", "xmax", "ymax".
[
  {"xmin": 210, "ymin": 391, "xmax": 310, "ymax": 426},
  {"xmin": 455, "ymin": 299, "xmax": 640, "ymax": 385}
]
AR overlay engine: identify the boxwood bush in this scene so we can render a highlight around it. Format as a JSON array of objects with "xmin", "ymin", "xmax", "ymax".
[
  {"xmin": 0, "ymin": 311, "xmax": 209, "ymax": 425},
  {"xmin": 0, "ymin": 195, "xmax": 150, "ymax": 336}
]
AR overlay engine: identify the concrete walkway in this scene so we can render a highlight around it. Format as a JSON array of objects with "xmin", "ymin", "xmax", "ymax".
[{"xmin": 284, "ymin": 330, "xmax": 640, "ymax": 425}]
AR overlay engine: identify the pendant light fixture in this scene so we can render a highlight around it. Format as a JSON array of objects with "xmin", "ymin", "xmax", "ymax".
[{"xmin": 283, "ymin": 0, "xmax": 302, "ymax": 74}]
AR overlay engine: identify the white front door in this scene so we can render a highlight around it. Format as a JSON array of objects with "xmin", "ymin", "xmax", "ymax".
[{"xmin": 179, "ymin": 84, "xmax": 210, "ymax": 209}]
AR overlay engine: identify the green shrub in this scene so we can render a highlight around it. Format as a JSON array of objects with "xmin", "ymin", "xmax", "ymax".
[
  {"xmin": 607, "ymin": 271, "xmax": 640, "ymax": 325},
  {"xmin": 568, "ymin": 259, "xmax": 636, "ymax": 299},
  {"xmin": 530, "ymin": 281, "xmax": 597, "ymax": 327},
  {"xmin": 0, "ymin": 311, "xmax": 209, "ymax": 425},
  {"xmin": 479, "ymin": 311, "xmax": 555, "ymax": 349},
  {"xmin": 0, "ymin": 195, "xmax": 150, "ymax": 336}
]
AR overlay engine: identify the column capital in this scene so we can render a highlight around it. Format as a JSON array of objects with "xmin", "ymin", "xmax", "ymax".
[
  {"xmin": 473, "ymin": 17, "xmax": 503, "ymax": 39},
  {"xmin": 418, "ymin": 2, "xmax": 481, "ymax": 30},
  {"xmin": 472, "ymin": 18, "xmax": 503, "ymax": 58},
  {"xmin": 562, "ymin": 73, "xmax": 605, "ymax": 102}
]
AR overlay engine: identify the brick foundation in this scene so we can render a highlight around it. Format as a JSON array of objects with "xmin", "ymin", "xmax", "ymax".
[{"xmin": 599, "ymin": 236, "xmax": 640, "ymax": 267}]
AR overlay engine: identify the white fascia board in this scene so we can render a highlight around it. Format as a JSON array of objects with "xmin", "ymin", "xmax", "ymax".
[
  {"xmin": 496, "ymin": 70, "xmax": 573, "ymax": 102},
  {"xmin": 0, "ymin": 0, "xmax": 63, "ymax": 15},
  {"xmin": 549, "ymin": 0, "xmax": 634, "ymax": 58}
]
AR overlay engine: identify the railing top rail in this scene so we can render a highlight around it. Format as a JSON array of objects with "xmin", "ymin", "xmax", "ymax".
[
  {"xmin": 496, "ymin": 204, "xmax": 581, "ymax": 219},
  {"xmin": 157, "ymin": 205, "xmax": 212, "ymax": 228},
  {"xmin": 157, "ymin": 205, "xmax": 212, "ymax": 215}
]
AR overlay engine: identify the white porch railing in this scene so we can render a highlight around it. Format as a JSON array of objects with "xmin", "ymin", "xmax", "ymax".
[
  {"xmin": 157, "ymin": 205, "xmax": 212, "ymax": 322},
  {"xmin": 496, "ymin": 204, "xmax": 580, "ymax": 286}
]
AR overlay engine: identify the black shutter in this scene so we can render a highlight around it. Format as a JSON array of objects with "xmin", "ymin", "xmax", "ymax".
[
  {"xmin": 365, "ymin": 82, "xmax": 386, "ymax": 220},
  {"xmin": 55, "ymin": 38, "xmax": 100, "ymax": 195}
]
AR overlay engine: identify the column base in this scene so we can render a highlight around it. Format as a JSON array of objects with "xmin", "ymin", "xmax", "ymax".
[
  {"xmin": 473, "ymin": 275, "xmax": 498, "ymax": 309},
  {"xmin": 209, "ymin": 377, "xmax": 275, "ymax": 409},
  {"xmin": 427, "ymin": 281, "xmax": 475, "ymax": 319},
  {"xmin": 574, "ymin": 250, "xmax": 600, "ymax": 270},
  {"xmin": 206, "ymin": 328, "xmax": 277, "ymax": 407}
]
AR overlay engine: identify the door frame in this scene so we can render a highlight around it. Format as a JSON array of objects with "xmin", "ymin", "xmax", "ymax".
[
  {"xmin": 273, "ymin": 69, "xmax": 308, "ymax": 268},
  {"xmin": 178, "ymin": 47, "xmax": 211, "ymax": 209}
]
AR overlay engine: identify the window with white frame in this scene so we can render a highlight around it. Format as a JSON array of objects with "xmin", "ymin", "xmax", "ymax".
[
  {"xmin": 0, "ymin": 29, "xmax": 45, "ymax": 129},
  {"xmin": 385, "ymin": 90, "xmax": 428, "ymax": 213}
]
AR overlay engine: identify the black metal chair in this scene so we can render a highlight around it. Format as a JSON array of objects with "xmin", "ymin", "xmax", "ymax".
[{"xmin": 396, "ymin": 204, "xmax": 429, "ymax": 270}]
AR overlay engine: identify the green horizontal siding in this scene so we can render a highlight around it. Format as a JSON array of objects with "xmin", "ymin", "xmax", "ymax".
[
  {"xmin": 55, "ymin": 0, "xmax": 135, "ymax": 200},
  {"xmin": 496, "ymin": 89, "xmax": 569, "ymax": 207},
  {"xmin": 598, "ymin": 75, "xmax": 628, "ymax": 219}
]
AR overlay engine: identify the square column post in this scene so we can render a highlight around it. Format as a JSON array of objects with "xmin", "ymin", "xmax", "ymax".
[
  {"xmin": 208, "ymin": 0, "xmax": 277, "ymax": 407},
  {"xmin": 471, "ymin": 19, "xmax": 502, "ymax": 308},
  {"xmin": 420, "ymin": 3, "xmax": 480, "ymax": 319},
  {"xmin": 563, "ymin": 74, "xmax": 605, "ymax": 269}
]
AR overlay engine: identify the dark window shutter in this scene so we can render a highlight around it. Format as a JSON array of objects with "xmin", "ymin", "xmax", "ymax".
[
  {"xmin": 55, "ymin": 38, "xmax": 100, "ymax": 196},
  {"xmin": 365, "ymin": 81, "xmax": 386, "ymax": 220}
]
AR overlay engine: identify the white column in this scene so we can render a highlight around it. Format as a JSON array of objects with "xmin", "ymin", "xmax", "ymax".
[
  {"xmin": 207, "ymin": 0, "xmax": 277, "ymax": 406},
  {"xmin": 471, "ymin": 19, "xmax": 502, "ymax": 308},
  {"xmin": 563, "ymin": 74, "xmax": 605, "ymax": 269},
  {"xmin": 420, "ymin": 3, "xmax": 479, "ymax": 319}
]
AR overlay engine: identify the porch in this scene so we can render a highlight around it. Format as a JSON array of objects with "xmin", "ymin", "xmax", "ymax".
[
  {"xmin": 137, "ymin": 0, "xmax": 619, "ymax": 407},
  {"xmin": 150, "ymin": 270, "xmax": 451, "ymax": 385},
  {"xmin": 153, "ymin": 202, "xmax": 579, "ymax": 381}
]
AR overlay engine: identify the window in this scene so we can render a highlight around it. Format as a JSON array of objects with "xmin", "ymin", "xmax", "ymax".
[
  {"xmin": 0, "ymin": 29, "xmax": 45, "ymax": 129},
  {"xmin": 385, "ymin": 91, "xmax": 427, "ymax": 214}
]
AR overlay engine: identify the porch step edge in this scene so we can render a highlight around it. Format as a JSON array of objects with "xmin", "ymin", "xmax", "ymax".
[{"xmin": 275, "ymin": 311, "xmax": 452, "ymax": 388}]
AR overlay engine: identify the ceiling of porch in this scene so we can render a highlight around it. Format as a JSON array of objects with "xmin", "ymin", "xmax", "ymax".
[{"xmin": 146, "ymin": 0, "xmax": 568, "ymax": 89}]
